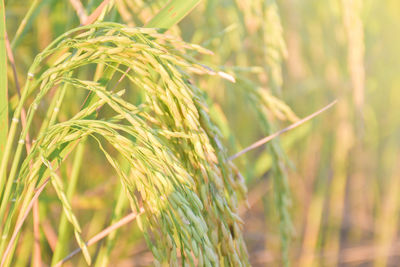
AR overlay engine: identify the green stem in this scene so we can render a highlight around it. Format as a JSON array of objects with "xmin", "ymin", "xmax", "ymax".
[
  {"xmin": 10, "ymin": 0, "xmax": 43, "ymax": 49},
  {"xmin": 0, "ymin": 0, "xmax": 7, "ymax": 174},
  {"xmin": 0, "ymin": 82, "xmax": 37, "ymax": 220}
]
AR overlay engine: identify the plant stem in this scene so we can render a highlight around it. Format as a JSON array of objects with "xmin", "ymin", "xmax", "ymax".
[
  {"xmin": 0, "ymin": 0, "xmax": 7, "ymax": 171},
  {"xmin": 10, "ymin": 0, "xmax": 42, "ymax": 49},
  {"xmin": 55, "ymin": 208, "xmax": 145, "ymax": 267}
]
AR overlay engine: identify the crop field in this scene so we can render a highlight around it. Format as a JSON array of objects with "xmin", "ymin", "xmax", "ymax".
[{"xmin": 1, "ymin": 0, "xmax": 399, "ymax": 266}]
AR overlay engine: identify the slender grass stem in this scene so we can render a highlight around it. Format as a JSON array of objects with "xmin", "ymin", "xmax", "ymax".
[
  {"xmin": 229, "ymin": 100, "xmax": 337, "ymax": 161},
  {"xmin": 0, "ymin": 0, "xmax": 7, "ymax": 173},
  {"xmin": 68, "ymin": 0, "xmax": 88, "ymax": 25},
  {"xmin": 10, "ymin": 0, "xmax": 42, "ymax": 49},
  {"xmin": 1, "ymin": 179, "xmax": 49, "ymax": 267},
  {"xmin": 32, "ymin": 199, "xmax": 41, "ymax": 267}
]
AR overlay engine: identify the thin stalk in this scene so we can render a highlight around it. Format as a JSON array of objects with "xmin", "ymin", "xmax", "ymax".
[
  {"xmin": 4, "ymin": 31, "xmax": 31, "ymax": 152},
  {"xmin": 32, "ymin": 200, "xmax": 41, "ymax": 267},
  {"xmin": 10, "ymin": 0, "xmax": 42, "ymax": 49},
  {"xmin": 68, "ymin": 0, "xmax": 88, "ymax": 25},
  {"xmin": 229, "ymin": 100, "xmax": 337, "ymax": 161},
  {"xmin": 83, "ymin": 0, "xmax": 113, "ymax": 25},
  {"xmin": 55, "ymin": 208, "xmax": 145, "ymax": 267},
  {"xmin": 0, "ymin": 0, "xmax": 7, "ymax": 171},
  {"xmin": 0, "ymin": 179, "xmax": 49, "ymax": 267},
  {"xmin": 0, "ymin": 89, "xmax": 38, "ymax": 220}
]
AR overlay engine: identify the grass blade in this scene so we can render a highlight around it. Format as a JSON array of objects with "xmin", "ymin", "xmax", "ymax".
[
  {"xmin": 0, "ymin": 0, "xmax": 7, "ymax": 164},
  {"xmin": 10, "ymin": 0, "xmax": 42, "ymax": 49},
  {"xmin": 145, "ymin": 0, "xmax": 201, "ymax": 29}
]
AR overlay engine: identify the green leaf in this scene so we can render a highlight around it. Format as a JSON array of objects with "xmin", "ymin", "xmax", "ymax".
[
  {"xmin": 0, "ymin": 0, "xmax": 7, "ymax": 162},
  {"xmin": 146, "ymin": 0, "xmax": 201, "ymax": 30}
]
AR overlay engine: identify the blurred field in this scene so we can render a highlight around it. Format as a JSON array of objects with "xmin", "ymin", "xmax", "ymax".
[{"xmin": 2, "ymin": 0, "xmax": 400, "ymax": 266}]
